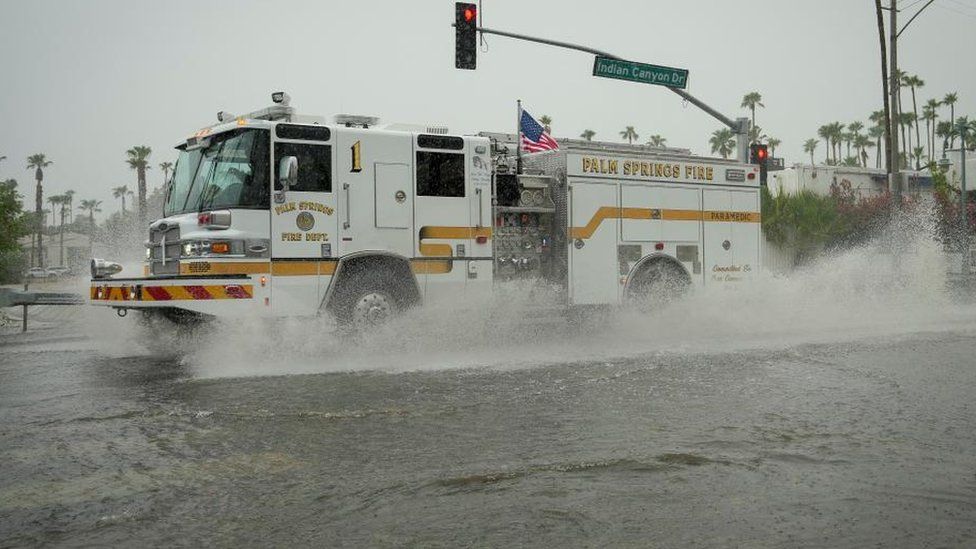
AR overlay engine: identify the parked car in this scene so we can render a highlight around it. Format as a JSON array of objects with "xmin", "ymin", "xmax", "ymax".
[
  {"xmin": 25, "ymin": 267, "xmax": 51, "ymax": 280},
  {"xmin": 47, "ymin": 266, "xmax": 73, "ymax": 278}
]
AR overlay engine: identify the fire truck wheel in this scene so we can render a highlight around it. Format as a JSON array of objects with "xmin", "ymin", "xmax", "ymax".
[
  {"xmin": 626, "ymin": 260, "xmax": 690, "ymax": 312},
  {"xmin": 333, "ymin": 280, "xmax": 403, "ymax": 331}
]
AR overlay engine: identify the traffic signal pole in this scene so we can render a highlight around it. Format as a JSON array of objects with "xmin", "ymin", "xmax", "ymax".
[{"xmin": 459, "ymin": 23, "xmax": 750, "ymax": 161}]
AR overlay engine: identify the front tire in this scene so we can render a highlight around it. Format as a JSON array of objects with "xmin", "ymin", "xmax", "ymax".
[{"xmin": 332, "ymin": 277, "xmax": 404, "ymax": 331}]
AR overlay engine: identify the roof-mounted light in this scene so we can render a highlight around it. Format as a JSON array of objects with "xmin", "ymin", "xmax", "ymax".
[
  {"xmin": 271, "ymin": 91, "xmax": 291, "ymax": 106},
  {"xmin": 334, "ymin": 114, "xmax": 380, "ymax": 128}
]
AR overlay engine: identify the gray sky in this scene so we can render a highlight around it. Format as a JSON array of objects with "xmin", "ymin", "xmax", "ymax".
[{"xmin": 1, "ymin": 0, "xmax": 974, "ymax": 221}]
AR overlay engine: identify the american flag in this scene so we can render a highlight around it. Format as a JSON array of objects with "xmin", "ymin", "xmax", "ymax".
[{"xmin": 520, "ymin": 109, "xmax": 559, "ymax": 153}]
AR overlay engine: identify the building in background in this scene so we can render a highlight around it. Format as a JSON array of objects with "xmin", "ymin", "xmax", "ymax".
[
  {"xmin": 769, "ymin": 164, "xmax": 932, "ymax": 197},
  {"xmin": 17, "ymin": 232, "xmax": 92, "ymax": 270}
]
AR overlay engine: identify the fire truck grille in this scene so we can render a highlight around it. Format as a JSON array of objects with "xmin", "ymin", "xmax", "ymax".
[{"xmin": 148, "ymin": 225, "xmax": 181, "ymax": 276}]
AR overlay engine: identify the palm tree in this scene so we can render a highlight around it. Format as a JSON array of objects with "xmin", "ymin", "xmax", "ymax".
[
  {"xmin": 803, "ymin": 138, "xmax": 819, "ymax": 165},
  {"xmin": 159, "ymin": 161, "xmax": 174, "ymax": 185},
  {"xmin": 78, "ymin": 199, "xmax": 102, "ymax": 234},
  {"xmin": 126, "ymin": 146, "xmax": 151, "ymax": 223},
  {"xmin": 830, "ymin": 122, "xmax": 846, "ymax": 164},
  {"xmin": 903, "ymin": 75, "xmax": 924, "ymax": 158},
  {"xmin": 113, "ymin": 185, "xmax": 131, "ymax": 213},
  {"xmin": 26, "ymin": 153, "xmax": 52, "ymax": 267},
  {"xmin": 740, "ymin": 92, "xmax": 764, "ymax": 139},
  {"xmin": 579, "ymin": 129, "xmax": 595, "ymax": 141},
  {"xmin": 55, "ymin": 194, "xmax": 69, "ymax": 265},
  {"xmin": 646, "ymin": 134, "xmax": 667, "ymax": 147},
  {"xmin": 767, "ymin": 137, "xmax": 781, "ymax": 157},
  {"xmin": 921, "ymin": 103, "xmax": 937, "ymax": 161},
  {"xmin": 818, "ymin": 125, "xmax": 833, "ymax": 163},
  {"xmin": 748, "ymin": 125, "xmax": 766, "ymax": 144},
  {"xmin": 709, "ymin": 128, "xmax": 735, "ymax": 159},
  {"xmin": 843, "ymin": 130, "xmax": 854, "ymax": 159},
  {"xmin": 925, "ymin": 98, "xmax": 941, "ymax": 158},
  {"xmin": 46, "ymin": 195, "xmax": 62, "ymax": 231},
  {"xmin": 538, "ymin": 115, "xmax": 552, "ymax": 133},
  {"xmin": 900, "ymin": 113, "xmax": 917, "ymax": 168},
  {"xmin": 619, "ymin": 126, "xmax": 638, "ymax": 144},
  {"xmin": 854, "ymin": 134, "xmax": 873, "ymax": 167},
  {"xmin": 936, "ymin": 121, "xmax": 953, "ymax": 155},
  {"xmin": 868, "ymin": 110, "xmax": 887, "ymax": 168},
  {"xmin": 868, "ymin": 125, "xmax": 885, "ymax": 168},
  {"xmin": 63, "ymin": 189, "xmax": 75, "ymax": 223},
  {"xmin": 943, "ymin": 93, "xmax": 958, "ymax": 146},
  {"xmin": 897, "ymin": 112, "xmax": 915, "ymax": 167}
]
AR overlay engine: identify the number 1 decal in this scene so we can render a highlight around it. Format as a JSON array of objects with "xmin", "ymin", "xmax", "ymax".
[{"xmin": 351, "ymin": 140, "xmax": 362, "ymax": 173}]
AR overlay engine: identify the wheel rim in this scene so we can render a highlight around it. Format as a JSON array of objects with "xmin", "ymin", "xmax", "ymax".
[{"xmin": 352, "ymin": 292, "xmax": 395, "ymax": 329}]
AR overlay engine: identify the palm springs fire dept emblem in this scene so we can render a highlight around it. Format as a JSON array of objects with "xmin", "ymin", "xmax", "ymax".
[{"xmin": 296, "ymin": 212, "xmax": 315, "ymax": 231}]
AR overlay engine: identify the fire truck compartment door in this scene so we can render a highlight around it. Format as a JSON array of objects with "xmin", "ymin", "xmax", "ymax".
[
  {"xmin": 374, "ymin": 163, "xmax": 411, "ymax": 229},
  {"xmin": 702, "ymin": 188, "xmax": 758, "ymax": 283},
  {"xmin": 569, "ymin": 181, "xmax": 618, "ymax": 305}
]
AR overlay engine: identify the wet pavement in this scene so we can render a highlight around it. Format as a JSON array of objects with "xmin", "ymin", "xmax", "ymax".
[{"xmin": 1, "ymin": 301, "xmax": 975, "ymax": 548}]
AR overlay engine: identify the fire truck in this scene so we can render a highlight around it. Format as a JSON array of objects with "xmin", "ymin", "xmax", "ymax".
[{"xmin": 90, "ymin": 93, "xmax": 761, "ymax": 328}]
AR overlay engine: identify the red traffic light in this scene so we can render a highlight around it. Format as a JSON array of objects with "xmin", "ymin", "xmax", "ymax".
[
  {"xmin": 756, "ymin": 147, "xmax": 767, "ymax": 160},
  {"xmin": 464, "ymin": 7, "xmax": 476, "ymax": 22}
]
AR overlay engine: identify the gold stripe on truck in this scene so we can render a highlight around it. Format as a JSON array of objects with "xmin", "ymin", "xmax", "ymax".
[{"xmin": 570, "ymin": 207, "xmax": 760, "ymax": 239}]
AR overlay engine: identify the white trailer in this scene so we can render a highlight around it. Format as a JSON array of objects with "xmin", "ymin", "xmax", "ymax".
[{"xmin": 90, "ymin": 94, "xmax": 761, "ymax": 327}]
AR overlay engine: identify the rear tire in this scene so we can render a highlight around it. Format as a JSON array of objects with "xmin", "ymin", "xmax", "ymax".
[{"xmin": 626, "ymin": 260, "xmax": 691, "ymax": 312}]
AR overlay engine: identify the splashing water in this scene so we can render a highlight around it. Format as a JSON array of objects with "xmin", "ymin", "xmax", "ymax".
[{"xmin": 79, "ymin": 210, "xmax": 976, "ymax": 379}]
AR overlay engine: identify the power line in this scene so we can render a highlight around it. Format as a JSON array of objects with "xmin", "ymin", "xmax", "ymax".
[
  {"xmin": 934, "ymin": 2, "xmax": 976, "ymax": 18},
  {"xmin": 942, "ymin": 0, "xmax": 976, "ymax": 13}
]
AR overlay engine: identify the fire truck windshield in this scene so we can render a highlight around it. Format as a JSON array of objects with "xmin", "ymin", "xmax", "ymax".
[{"xmin": 164, "ymin": 128, "xmax": 270, "ymax": 216}]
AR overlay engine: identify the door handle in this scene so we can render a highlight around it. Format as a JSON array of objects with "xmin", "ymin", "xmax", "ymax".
[
  {"xmin": 342, "ymin": 183, "xmax": 350, "ymax": 229},
  {"xmin": 568, "ymin": 185, "xmax": 574, "ymax": 243},
  {"xmin": 476, "ymin": 188, "xmax": 483, "ymax": 227}
]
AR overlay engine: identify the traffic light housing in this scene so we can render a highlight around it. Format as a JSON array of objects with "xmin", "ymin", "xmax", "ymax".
[
  {"xmin": 750, "ymin": 143, "xmax": 769, "ymax": 185},
  {"xmin": 455, "ymin": 3, "xmax": 477, "ymax": 70}
]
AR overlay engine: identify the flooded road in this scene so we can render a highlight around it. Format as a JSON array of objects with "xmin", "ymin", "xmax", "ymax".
[{"xmin": 2, "ymin": 302, "xmax": 975, "ymax": 547}]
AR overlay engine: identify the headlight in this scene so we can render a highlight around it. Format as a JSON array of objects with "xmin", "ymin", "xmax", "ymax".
[
  {"xmin": 91, "ymin": 258, "xmax": 123, "ymax": 279},
  {"xmin": 181, "ymin": 239, "xmax": 251, "ymax": 258}
]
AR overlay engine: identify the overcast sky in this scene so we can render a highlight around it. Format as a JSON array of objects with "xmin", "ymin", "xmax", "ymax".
[{"xmin": 1, "ymin": 0, "xmax": 974, "ymax": 221}]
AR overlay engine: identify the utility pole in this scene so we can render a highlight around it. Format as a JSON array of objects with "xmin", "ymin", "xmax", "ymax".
[
  {"xmin": 959, "ymin": 124, "xmax": 970, "ymax": 275},
  {"xmin": 889, "ymin": 0, "xmax": 901, "ymax": 202}
]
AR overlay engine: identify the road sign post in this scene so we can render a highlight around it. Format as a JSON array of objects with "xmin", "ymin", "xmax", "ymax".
[{"xmin": 592, "ymin": 56, "xmax": 689, "ymax": 90}]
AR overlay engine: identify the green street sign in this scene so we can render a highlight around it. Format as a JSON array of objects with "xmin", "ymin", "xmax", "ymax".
[{"xmin": 592, "ymin": 56, "xmax": 689, "ymax": 90}]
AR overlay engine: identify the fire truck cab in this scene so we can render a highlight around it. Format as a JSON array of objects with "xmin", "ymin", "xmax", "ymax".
[{"xmin": 90, "ymin": 93, "xmax": 761, "ymax": 327}]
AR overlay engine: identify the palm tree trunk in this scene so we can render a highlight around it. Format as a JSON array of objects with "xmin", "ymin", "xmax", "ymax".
[
  {"xmin": 138, "ymin": 167, "xmax": 147, "ymax": 224},
  {"xmin": 900, "ymin": 125, "xmax": 907, "ymax": 168},
  {"xmin": 950, "ymin": 105, "xmax": 956, "ymax": 147},
  {"xmin": 59, "ymin": 207, "xmax": 65, "ymax": 266},
  {"xmin": 34, "ymin": 179, "xmax": 43, "ymax": 267},
  {"xmin": 911, "ymin": 88, "xmax": 921, "ymax": 162},
  {"xmin": 810, "ymin": 150, "xmax": 814, "ymax": 165}
]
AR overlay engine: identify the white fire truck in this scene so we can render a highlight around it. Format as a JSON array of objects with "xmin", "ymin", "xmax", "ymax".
[{"xmin": 90, "ymin": 93, "xmax": 761, "ymax": 327}]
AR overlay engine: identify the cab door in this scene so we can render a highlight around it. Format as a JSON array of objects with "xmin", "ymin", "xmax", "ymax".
[{"xmin": 270, "ymin": 126, "xmax": 338, "ymax": 314}]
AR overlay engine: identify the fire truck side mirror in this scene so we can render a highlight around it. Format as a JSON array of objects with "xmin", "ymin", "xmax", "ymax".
[{"xmin": 279, "ymin": 156, "xmax": 299, "ymax": 192}]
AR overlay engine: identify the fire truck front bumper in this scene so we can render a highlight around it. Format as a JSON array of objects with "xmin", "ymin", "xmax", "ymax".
[{"xmin": 89, "ymin": 275, "xmax": 265, "ymax": 317}]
